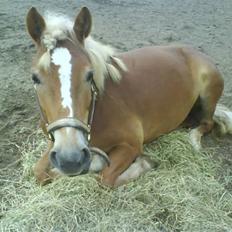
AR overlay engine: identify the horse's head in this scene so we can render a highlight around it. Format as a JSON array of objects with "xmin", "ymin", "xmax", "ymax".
[{"xmin": 26, "ymin": 7, "xmax": 105, "ymax": 175}]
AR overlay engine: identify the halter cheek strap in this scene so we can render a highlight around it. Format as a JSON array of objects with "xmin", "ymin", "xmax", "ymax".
[
  {"xmin": 34, "ymin": 78, "xmax": 110, "ymax": 166},
  {"xmin": 34, "ymin": 78, "xmax": 97, "ymax": 141}
]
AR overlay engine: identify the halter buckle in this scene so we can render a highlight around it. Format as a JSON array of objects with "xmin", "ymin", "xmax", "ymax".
[{"xmin": 87, "ymin": 133, "xmax": 91, "ymax": 142}]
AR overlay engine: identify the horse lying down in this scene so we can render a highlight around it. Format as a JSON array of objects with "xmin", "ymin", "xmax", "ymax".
[{"xmin": 26, "ymin": 7, "xmax": 232, "ymax": 187}]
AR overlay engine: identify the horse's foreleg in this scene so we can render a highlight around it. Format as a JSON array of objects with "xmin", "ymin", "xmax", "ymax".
[
  {"xmin": 100, "ymin": 144, "xmax": 141, "ymax": 187},
  {"xmin": 33, "ymin": 141, "xmax": 62, "ymax": 185}
]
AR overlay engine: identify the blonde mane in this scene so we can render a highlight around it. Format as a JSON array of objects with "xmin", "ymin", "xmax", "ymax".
[{"xmin": 38, "ymin": 13, "xmax": 127, "ymax": 91}]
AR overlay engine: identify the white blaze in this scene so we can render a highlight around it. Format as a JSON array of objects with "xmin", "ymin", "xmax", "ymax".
[{"xmin": 51, "ymin": 48, "xmax": 73, "ymax": 116}]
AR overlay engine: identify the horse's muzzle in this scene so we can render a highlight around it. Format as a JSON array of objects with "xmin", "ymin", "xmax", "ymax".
[{"xmin": 49, "ymin": 147, "xmax": 91, "ymax": 175}]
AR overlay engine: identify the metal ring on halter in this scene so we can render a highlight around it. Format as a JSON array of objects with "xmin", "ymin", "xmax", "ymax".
[{"xmin": 90, "ymin": 147, "xmax": 110, "ymax": 166}]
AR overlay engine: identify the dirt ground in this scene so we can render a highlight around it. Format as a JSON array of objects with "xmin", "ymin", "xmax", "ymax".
[{"xmin": 0, "ymin": 0, "xmax": 231, "ymax": 189}]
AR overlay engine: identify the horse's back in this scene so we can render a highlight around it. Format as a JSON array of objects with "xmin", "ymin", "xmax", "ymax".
[{"xmin": 118, "ymin": 45, "xmax": 223, "ymax": 109}]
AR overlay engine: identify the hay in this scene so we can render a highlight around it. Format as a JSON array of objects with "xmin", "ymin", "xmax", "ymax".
[{"xmin": 1, "ymin": 130, "xmax": 232, "ymax": 232}]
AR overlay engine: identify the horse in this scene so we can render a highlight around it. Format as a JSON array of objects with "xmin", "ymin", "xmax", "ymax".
[{"xmin": 26, "ymin": 7, "xmax": 232, "ymax": 187}]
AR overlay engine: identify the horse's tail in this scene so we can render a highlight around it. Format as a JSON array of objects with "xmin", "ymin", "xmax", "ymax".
[{"xmin": 213, "ymin": 104, "xmax": 232, "ymax": 135}]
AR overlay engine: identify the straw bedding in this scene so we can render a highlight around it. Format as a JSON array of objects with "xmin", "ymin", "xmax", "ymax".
[{"xmin": 1, "ymin": 130, "xmax": 232, "ymax": 232}]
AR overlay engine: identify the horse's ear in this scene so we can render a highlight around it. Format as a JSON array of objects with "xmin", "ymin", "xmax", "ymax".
[
  {"xmin": 74, "ymin": 7, "xmax": 92, "ymax": 43},
  {"xmin": 26, "ymin": 7, "xmax": 45, "ymax": 44}
]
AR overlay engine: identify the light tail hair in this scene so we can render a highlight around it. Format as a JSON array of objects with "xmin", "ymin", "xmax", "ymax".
[{"xmin": 213, "ymin": 104, "xmax": 232, "ymax": 135}]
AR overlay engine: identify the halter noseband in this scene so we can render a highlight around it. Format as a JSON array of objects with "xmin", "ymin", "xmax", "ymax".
[
  {"xmin": 34, "ymin": 78, "xmax": 110, "ymax": 166},
  {"xmin": 47, "ymin": 117, "xmax": 91, "ymax": 138}
]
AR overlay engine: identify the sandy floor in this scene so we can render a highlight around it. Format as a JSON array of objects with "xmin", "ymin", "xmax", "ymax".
[{"xmin": 0, "ymin": 0, "xmax": 231, "ymax": 188}]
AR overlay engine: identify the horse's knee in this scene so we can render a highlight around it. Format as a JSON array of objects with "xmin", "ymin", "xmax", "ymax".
[
  {"xmin": 33, "ymin": 165, "xmax": 63, "ymax": 185},
  {"xmin": 99, "ymin": 175, "xmax": 116, "ymax": 188},
  {"xmin": 33, "ymin": 165, "xmax": 51, "ymax": 185}
]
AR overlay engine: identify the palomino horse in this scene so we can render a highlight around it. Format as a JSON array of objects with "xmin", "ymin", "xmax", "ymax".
[{"xmin": 26, "ymin": 7, "xmax": 232, "ymax": 187}]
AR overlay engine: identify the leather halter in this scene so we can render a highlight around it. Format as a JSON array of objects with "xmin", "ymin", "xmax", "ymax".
[{"xmin": 34, "ymin": 78, "xmax": 110, "ymax": 166}]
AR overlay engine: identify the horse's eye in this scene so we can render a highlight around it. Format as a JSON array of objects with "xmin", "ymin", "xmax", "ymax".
[
  {"xmin": 86, "ymin": 71, "xmax": 93, "ymax": 82},
  {"xmin": 32, "ymin": 74, "xmax": 41, "ymax": 84}
]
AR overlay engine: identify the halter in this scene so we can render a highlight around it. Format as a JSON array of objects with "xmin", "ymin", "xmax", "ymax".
[{"xmin": 34, "ymin": 77, "xmax": 110, "ymax": 166}]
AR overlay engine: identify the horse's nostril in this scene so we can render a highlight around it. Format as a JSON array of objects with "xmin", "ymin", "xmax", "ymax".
[{"xmin": 82, "ymin": 148, "xmax": 91, "ymax": 163}]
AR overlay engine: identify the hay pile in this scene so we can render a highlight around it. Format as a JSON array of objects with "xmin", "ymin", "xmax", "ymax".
[{"xmin": 1, "ymin": 130, "xmax": 232, "ymax": 232}]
